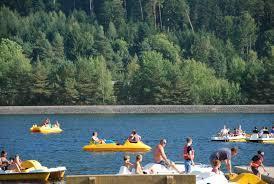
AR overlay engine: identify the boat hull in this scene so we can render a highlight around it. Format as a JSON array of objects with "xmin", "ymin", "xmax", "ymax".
[
  {"xmin": 48, "ymin": 167, "xmax": 66, "ymax": 180},
  {"xmin": 83, "ymin": 140, "xmax": 151, "ymax": 152},
  {"xmin": 211, "ymin": 136, "xmax": 247, "ymax": 142},
  {"xmin": 30, "ymin": 126, "xmax": 62, "ymax": 134},
  {"xmin": 0, "ymin": 172, "xmax": 50, "ymax": 181},
  {"xmin": 247, "ymin": 134, "xmax": 274, "ymax": 144}
]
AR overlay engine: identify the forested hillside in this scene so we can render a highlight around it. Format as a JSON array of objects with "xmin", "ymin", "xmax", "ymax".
[{"xmin": 0, "ymin": 0, "xmax": 273, "ymax": 105}]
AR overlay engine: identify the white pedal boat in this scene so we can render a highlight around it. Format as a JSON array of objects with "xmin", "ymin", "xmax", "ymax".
[
  {"xmin": 211, "ymin": 135, "xmax": 247, "ymax": 142},
  {"xmin": 247, "ymin": 133, "xmax": 274, "ymax": 144},
  {"xmin": 118, "ymin": 162, "xmax": 230, "ymax": 184}
]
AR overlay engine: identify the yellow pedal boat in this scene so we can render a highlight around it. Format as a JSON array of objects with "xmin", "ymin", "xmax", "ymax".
[
  {"xmin": 83, "ymin": 140, "xmax": 152, "ymax": 152},
  {"xmin": 30, "ymin": 124, "xmax": 62, "ymax": 134},
  {"xmin": 228, "ymin": 173, "xmax": 267, "ymax": 184},
  {"xmin": 0, "ymin": 160, "xmax": 66, "ymax": 181}
]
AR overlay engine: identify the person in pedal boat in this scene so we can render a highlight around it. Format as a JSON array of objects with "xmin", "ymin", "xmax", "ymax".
[
  {"xmin": 271, "ymin": 126, "xmax": 274, "ymax": 137},
  {"xmin": 250, "ymin": 150, "xmax": 267, "ymax": 179},
  {"xmin": 154, "ymin": 139, "xmax": 182, "ymax": 174},
  {"xmin": 0, "ymin": 151, "xmax": 22, "ymax": 172},
  {"xmin": 90, "ymin": 131, "xmax": 105, "ymax": 144},
  {"xmin": 183, "ymin": 137, "xmax": 195, "ymax": 174},
  {"xmin": 128, "ymin": 130, "xmax": 141, "ymax": 143},
  {"xmin": 123, "ymin": 155, "xmax": 134, "ymax": 171},
  {"xmin": 7, "ymin": 154, "xmax": 23, "ymax": 172},
  {"xmin": 134, "ymin": 154, "xmax": 153, "ymax": 174},
  {"xmin": 253, "ymin": 127, "xmax": 259, "ymax": 133},
  {"xmin": 0, "ymin": 150, "xmax": 9, "ymax": 171},
  {"xmin": 209, "ymin": 147, "xmax": 238, "ymax": 174}
]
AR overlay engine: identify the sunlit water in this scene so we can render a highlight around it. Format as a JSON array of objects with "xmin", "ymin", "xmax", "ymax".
[{"xmin": 0, "ymin": 113, "xmax": 273, "ymax": 178}]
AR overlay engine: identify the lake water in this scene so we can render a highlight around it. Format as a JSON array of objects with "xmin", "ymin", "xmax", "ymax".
[{"xmin": 0, "ymin": 113, "xmax": 273, "ymax": 176}]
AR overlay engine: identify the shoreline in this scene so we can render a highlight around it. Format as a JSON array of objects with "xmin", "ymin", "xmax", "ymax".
[{"xmin": 0, "ymin": 105, "xmax": 273, "ymax": 114}]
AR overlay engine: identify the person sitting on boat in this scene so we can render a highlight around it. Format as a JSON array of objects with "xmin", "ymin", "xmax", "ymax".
[
  {"xmin": 123, "ymin": 155, "xmax": 134, "ymax": 171},
  {"xmin": 263, "ymin": 127, "xmax": 269, "ymax": 134},
  {"xmin": 253, "ymin": 127, "xmax": 259, "ymax": 133},
  {"xmin": 220, "ymin": 126, "xmax": 229, "ymax": 136},
  {"xmin": 209, "ymin": 147, "xmax": 238, "ymax": 174},
  {"xmin": 259, "ymin": 128, "xmax": 264, "ymax": 137},
  {"xmin": 90, "ymin": 132, "xmax": 105, "ymax": 144},
  {"xmin": 128, "ymin": 130, "xmax": 141, "ymax": 143},
  {"xmin": 250, "ymin": 151, "xmax": 267, "ymax": 179},
  {"xmin": 54, "ymin": 121, "xmax": 60, "ymax": 128},
  {"xmin": 211, "ymin": 160, "xmax": 221, "ymax": 174},
  {"xmin": 0, "ymin": 150, "xmax": 9, "ymax": 171},
  {"xmin": 135, "ymin": 154, "xmax": 144, "ymax": 174},
  {"xmin": 134, "ymin": 154, "xmax": 153, "ymax": 174},
  {"xmin": 154, "ymin": 139, "xmax": 182, "ymax": 173},
  {"xmin": 7, "ymin": 155, "xmax": 22, "ymax": 172},
  {"xmin": 271, "ymin": 126, "xmax": 274, "ymax": 137},
  {"xmin": 183, "ymin": 137, "xmax": 195, "ymax": 174},
  {"xmin": 41, "ymin": 118, "xmax": 50, "ymax": 126},
  {"xmin": 233, "ymin": 128, "xmax": 238, "ymax": 136}
]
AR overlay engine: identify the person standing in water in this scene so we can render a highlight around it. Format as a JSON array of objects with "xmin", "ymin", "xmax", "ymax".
[
  {"xmin": 209, "ymin": 147, "xmax": 238, "ymax": 174},
  {"xmin": 183, "ymin": 137, "xmax": 195, "ymax": 174},
  {"xmin": 154, "ymin": 139, "xmax": 182, "ymax": 173}
]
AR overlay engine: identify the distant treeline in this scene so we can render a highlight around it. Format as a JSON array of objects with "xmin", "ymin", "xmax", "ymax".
[{"xmin": 0, "ymin": 0, "xmax": 273, "ymax": 105}]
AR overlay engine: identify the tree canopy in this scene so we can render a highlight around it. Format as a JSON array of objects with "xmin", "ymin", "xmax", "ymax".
[{"xmin": 0, "ymin": 0, "xmax": 273, "ymax": 105}]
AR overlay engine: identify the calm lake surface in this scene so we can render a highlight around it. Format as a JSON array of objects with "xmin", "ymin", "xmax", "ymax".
[{"xmin": 0, "ymin": 113, "xmax": 273, "ymax": 176}]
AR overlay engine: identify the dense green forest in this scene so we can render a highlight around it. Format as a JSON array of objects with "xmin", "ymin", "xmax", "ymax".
[{"xmin": 0, "ymin": 0, "xmax": 273, "ymax": 105}]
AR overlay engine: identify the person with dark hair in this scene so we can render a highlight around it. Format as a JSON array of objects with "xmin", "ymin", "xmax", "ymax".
[
  {"xmin": 123, "ymin": 155, "xmax": 134, "ymax": 170},
  {"xmin": 271, "ymin": 127, "xmax": 274, "ymax": 137},
  {"xmin": 7, "ymin": 154, "xmax": 22, "ymax": 172},
  {"xmin": 0, "ymin": 150, "xmax": 10, "ymax": 171},
  {"xmin": 127, "ymin": 130, "xmax": 141, "ymax": 143},
  {"xmin": 253, "ymin": 127, "xmax": 259, "ymax": 133},
  {"xmin": 209, "ymin": 147, "xmax": 238, "ymax": 174},
  {"xmin": 183, "ymin": 137, "xmax": 195, "ymax": 174},
  {"xmin": 154, "ymin": 139, "xmax": 182, "ymax": 173},
  {"xmin": 250, "ymin": 150, "xmax": 267, "ymax": 179},
  {"xmin": 263, "ymin": 127, "xmax": 269, "ymax": 134},
  {"xmin": 90, "ymin": 132, "xmax": 105, "ymax": 144}
]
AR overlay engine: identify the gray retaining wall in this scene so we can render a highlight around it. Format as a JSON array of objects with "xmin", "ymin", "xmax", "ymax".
[{"xmin": 0, "ymin": 105, "xmax": 273, "ymax": 114}]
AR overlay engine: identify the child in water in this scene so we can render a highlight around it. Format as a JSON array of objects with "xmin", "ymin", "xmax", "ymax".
[
  {"xmin": 123, "ymin": 155, "xmax": 134, "ymax": 170},
  {"xmin": 211, "ymin": 160, "xmax": 221, "ymax": 174}
]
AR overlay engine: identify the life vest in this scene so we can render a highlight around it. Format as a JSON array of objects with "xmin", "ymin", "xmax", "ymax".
[
  {"xmin": 251, "ymin": 159, "xmax": 262, "ymax": 168},
  {"xmin": 183, "ymin": 145, "xmax": 195, "ymax": 160},
  {"xmin": 251, "ymin": 155, "xmax": 262, "ymax": 168}
]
